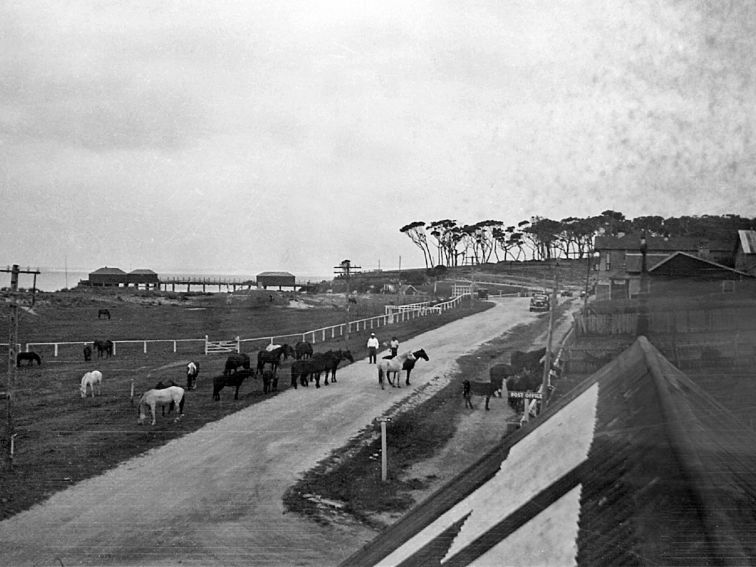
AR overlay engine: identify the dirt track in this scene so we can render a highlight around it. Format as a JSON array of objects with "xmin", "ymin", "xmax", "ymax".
[{"xmin": 0, "ymin": 297, "xmax": 543, "ymax": 566}]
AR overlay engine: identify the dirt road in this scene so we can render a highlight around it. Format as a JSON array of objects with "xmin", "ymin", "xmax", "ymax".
[{"xmin": 0, "ymin": 297, "xmax": 545, "ymax": 566}]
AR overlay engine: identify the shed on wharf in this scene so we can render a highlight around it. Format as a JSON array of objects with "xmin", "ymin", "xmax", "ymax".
[
  {"xmin": 85, "ymin": 266, "xmax": 128, "ymax": 287},
  {"xmin": 127, "ymin": 269, "xmax": 159, "ymax": 290},
  {"xmin": 256, "ymin": 271, "xmax": 296, "ymax": 290}
]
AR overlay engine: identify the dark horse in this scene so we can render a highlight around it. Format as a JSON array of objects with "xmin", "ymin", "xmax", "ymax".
[
  {"xmin": 511, "ymin": 348, "xmax": 546, "ymax": 374},
  {"xmin": 399, "ymin": 348, "xmax": 429, "ymax": 386},
  {"xmin": 16, "ymin": 352, "xmax": 42, "ymax": 367},
  {"xmin": 93, "ymin": 339, "xmax": 114, "ymax": 358},
  {"xmin": 212, "ymin": 369, "xmax": 254, "ymax": 400},
  {"xmin": 322, "ymin": 349, "xmax": 354, "ymax": 384},
  {"xmin": 488, "ymin": 363, "xmax": 515, "ymax": 398},
  {"xmin": 97, "ymin": 309, "xmax": 111, "ymax": 320},
  {"xmin": 290, "ymin": 357, "xmax": 328, "ymax": 389},
  {"xmin": 294, "ymin": 341, "xmax": 313, "ymax": 360},
  {"xmin": 260, "ymin": 369, "xmax": 278, "ymax": 394},
  {"xmin": 224, "ymin": 353, "xmax": 250, "ymax": 376},
  {"xmin": 256, "ymin": 344, "xmax": 295, "ymax": 376},
  {"xmin": 83, "ymin": 345, "xmax": 92, "ymax": 362}
]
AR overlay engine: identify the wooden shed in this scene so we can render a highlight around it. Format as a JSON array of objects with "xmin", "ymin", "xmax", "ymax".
[
  {"xmin": 127, "ymin": 269, "xmax": 159, "ymax": 289},
  {"xmin": 256, "ymin": 271, "xmax": 296, "ymax": 290}
]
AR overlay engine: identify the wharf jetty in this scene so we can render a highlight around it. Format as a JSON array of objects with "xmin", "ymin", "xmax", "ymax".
[{"xmin": 158, "ymin": 276, "xmax": 255, "ymax": 293}]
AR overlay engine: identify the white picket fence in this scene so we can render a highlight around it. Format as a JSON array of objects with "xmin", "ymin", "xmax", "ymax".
[{"xmin": 7, "ymin": 295, "xmax": 472, "ymax": 359}]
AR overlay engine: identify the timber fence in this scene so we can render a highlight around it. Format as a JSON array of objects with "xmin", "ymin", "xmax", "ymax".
[
  {"xmin": 574, "ymin": 304, "xmax": 756, "ymax": 337},
  {"xmin": 3, "ymin": 295, "xmax": 471, "ymax": 360}
]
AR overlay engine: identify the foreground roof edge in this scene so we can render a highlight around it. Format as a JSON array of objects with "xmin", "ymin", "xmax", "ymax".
[
  {"xmin": 637, "ymin": 337, "xmax": 751, "ymax": 564},
  {"xmin": 340, "ymin": 362, "xmax": 605, "ymax": 566}
]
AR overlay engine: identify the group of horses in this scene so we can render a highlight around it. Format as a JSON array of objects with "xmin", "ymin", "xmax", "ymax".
[
  {"xmin": 213, "ymin": 343, "xmax": 297, "ymax": 400},
  {"xmin": 464, "ymin": 347, "xmax": 554, "ymax": 411},
  {"xmin": 83, "ymin": 340, "xmax": 113, "ymax": 361},
  {"xmin": 290, "ymin": 349, "xmax": 354, "ymax": 388},
  {"xmin": 213, "ymin": 342, "xmax": 357, "ymax": 398}
]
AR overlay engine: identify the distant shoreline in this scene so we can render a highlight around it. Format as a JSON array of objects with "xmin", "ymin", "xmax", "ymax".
[{"xmin": 18, "ymin": 270, "xmax": 333, "ymax": 293}]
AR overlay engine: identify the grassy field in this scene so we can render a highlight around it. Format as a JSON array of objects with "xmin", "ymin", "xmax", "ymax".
[{"xmin": 0, "ymin": 287, "xmax": 491, "ymax": 520}]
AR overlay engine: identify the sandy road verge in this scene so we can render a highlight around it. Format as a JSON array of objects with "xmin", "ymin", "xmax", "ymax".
[{"xmin": 0, "ymin": 297, "xmax": 538, "ymax": 567}]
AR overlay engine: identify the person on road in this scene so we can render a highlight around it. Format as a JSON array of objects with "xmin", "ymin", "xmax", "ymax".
[
  {"xmin": 367, "ymin": 333, "xmax": 379, "ymax": 364},
  {"xmin": 389, "ymin": 336, "xmax": 399, "ymax": 358},
  {"xmin": 463, "ymin": 380, "xmax": 474, "ymax": 409}
]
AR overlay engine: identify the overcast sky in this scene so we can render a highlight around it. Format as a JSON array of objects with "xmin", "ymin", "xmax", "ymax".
[{"xmin": 2, "ymin": 0, "xmax": 755, "ymax": 276}]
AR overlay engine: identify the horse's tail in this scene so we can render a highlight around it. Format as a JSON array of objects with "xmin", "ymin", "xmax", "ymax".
[
  {"xmin": 136, "ymin": 392, "xmax": 148, "ymax": 416},
  {"xmin": 178, "ymin": 391, "xmax": 186, "ymax": 415},
  {"xmin": 378, "ymin": 367, "xmax": 384, "ymax": 382}
]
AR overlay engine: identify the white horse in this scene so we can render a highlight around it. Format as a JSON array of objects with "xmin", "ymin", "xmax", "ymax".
[
  {"xmin": 137, "ymin": 386, "xmax": 185, "ymax": 426},
  {"xmin": 80, "ymin": 370, "xmax": 103, "ymax": 398},
  {"xmin": 377, "ymin": 348, "xmax": 430, "ymax": 389},
  {"xmin": 377, "ymin": 351, "xmax": 416, "ymax": 390}
]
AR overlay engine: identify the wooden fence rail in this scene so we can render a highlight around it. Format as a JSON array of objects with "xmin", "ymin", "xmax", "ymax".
[{"xmin": 2, "ymin": 295, "xmax": 471, "ymax": 360}]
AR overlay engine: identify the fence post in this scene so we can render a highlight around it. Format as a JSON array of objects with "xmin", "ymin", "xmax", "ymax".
[
  {"xmin": 205, "ymin": 335, "xmax": 209, "ymax": 355},
  {"xmin": 112, "ymin": 342, "xmax": 117, "ymax": 356},
  {"xmin": 143, "ymin": 341, "xmax": 147, "ymax": 355},
  {"xmin": 173, "ymin": 340, "xmax": 177, "ymax": 353},
  {"xmin": 54, "ymin": 344, "xmax": 59, "ymax": 357},
  {"xmin": 237, "ymin": 336, "xmax": 241, "ymax": 353}
]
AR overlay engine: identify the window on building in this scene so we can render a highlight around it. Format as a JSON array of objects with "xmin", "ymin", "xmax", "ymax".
[
  {"xmin": 722, "ymin": 280, "xmax": 735, "ymax": 293},
  {"xmin": 605, "ymin": 252, "xmax": 611, "ymax": 271}
]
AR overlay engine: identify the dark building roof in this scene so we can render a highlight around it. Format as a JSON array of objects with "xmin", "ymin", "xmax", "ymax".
[
  {"xmin": 90, "ymin": 267, "xmax": 127, "ymax": 276},
  {"xmin": 256, "ymin": 271, "xmax": 295, "ymax": 278},
  {"xmin": 650, "ymin": 252, "xmax": 753, "ymax": 279},
  {"xmin": 128, "ymin": 269, "xmax": 157, "ymax": 275},
  {"xmin": 343, "ymin": 337, "xmax": 756, "ymax": 566},
  {"xmin": 595, "ymin": 234, "xmax": 732, "ymax": 253}
]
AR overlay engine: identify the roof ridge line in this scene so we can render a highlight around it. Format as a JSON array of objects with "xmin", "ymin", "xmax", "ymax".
[{"xmin": 637, "ymin": 336, "xmax": 749, "ymax": 565}]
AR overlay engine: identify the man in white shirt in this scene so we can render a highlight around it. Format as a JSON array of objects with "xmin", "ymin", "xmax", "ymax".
[{"xmin": 367, "ymin": 333, "xmax": 379, "ymax": 364}]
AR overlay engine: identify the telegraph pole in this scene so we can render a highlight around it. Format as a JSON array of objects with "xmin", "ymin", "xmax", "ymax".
[
  {"xmin": 2, "ymin": 265, "xmax": 40, "ymax": 470},
  {"xmin": 333, "ymin": 259, "xmax": 361, "ymax": 342},
  {"xmin": 540, "ymin": 261, "xmax": 559, "ymax": 414}
]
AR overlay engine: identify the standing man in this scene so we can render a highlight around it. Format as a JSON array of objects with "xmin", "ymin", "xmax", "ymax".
[
  {"xmin": 367, "ymin": 332, "xmax": 379, "ymax": 364},
  {"xmin": 390, "ymin": 336, "xmax": 399, "ymax": 358}
]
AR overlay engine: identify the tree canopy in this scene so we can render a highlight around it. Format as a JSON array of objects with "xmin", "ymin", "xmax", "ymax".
[{"xmin": 399, "ymin": 212, "xmax": 755, "ymax": 266}]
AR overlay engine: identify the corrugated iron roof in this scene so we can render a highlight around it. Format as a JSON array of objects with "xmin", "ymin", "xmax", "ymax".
[
  {"xmin": 342, "ymin": 338, "xmax": 756, "ymax": 566},
  {"xmin": 738, "ymin": 230, "xmax": 756, "ymax": 254}
]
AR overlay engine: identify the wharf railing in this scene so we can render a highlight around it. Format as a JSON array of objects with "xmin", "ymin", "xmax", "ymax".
[{"xmin": 4, "ymin": 295, "xmax": 471, "ymax": 360}]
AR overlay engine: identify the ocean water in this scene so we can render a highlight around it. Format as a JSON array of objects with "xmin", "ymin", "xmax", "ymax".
[{"xmin": 14, "ymin": 269, "xmax": 332, "ymax": 293}]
